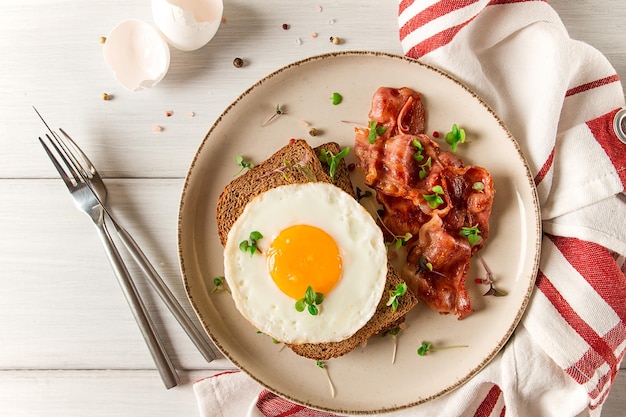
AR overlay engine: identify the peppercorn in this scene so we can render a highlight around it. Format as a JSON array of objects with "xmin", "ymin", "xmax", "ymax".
[
  {"xmin": 233, "ymin": 57, "xmax": 244, "ymax": 68},
  {"xmin": 282, "ymin": 23, "xmax": 290, "ymax": 30}
]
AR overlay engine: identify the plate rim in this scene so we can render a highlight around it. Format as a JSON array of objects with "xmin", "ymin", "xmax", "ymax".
[{"xmin": 177, "ymin": 50, "xmax": 542, "ymax": 414}]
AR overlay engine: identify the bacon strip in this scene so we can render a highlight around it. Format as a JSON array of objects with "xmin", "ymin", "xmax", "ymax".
[{"xmin": 354, "ymin": 87, "xmax": 495, "ymax": 319}]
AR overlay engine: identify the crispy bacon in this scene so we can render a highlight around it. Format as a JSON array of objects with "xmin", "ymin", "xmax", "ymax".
[
  {"xmin": 354, "ymin": 87, "xmax": 495, "ymax": 319},
  {"xmin": 355, "ymin": 87, "xmax": 426, "ymax": 184},
  {"xmin": 403, "ymin": 215, "xmax": 473, "ymax": 319}
]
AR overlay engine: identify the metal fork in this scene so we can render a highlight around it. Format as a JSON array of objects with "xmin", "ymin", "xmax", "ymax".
[
  {"xmin": 38, "ymin": 130, "xmax": 179, "ymax": 389},
  {"xmin": 35, "ymin": 110, "xmax": 216, "ymax": 367}
]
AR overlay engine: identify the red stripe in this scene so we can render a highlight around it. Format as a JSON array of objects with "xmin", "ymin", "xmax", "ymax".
[
  {"xmin": 400, "ymin": 0, "xmax": 479, "ymax": 41},
  {"xmin": 402, "ymin": 0, "xmax": 546, "ymax": 58},
  {"xmin": 536, "ymin": 271, "xmax": 618, "ymax": 368},
  {"xmin": 534, "ymin": 146, "xmax": 555, "ymax": 185},
  {"xmin": 194, "ymin": 370, "xmax": 238, "ymax": 383},
  {"xmin": 473, "ymin": 384, "xmax": 502, "ymax": 417},
  {"xmin": 405, "ymin": 18, "xmax": 476, "ymax": 58},
  {"xmin": 549, "ymin": 236, "xmax": 626, "ymax": 322},
  {"xmin": 398, "ymin": 0, "xmax": 416, "ymax": 15},
  {"xmin": 256, "ymin": 390, "xmax": 340, "ymax": 417},
  {"xmin": 586, "ymin": 109, "xmax": 626, "ymax": 188},
  {"xmin": 565, "ymin": 74, "xmax": 621, "ymax": 97}
]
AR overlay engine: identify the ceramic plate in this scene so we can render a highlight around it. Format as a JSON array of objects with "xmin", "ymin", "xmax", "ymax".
[{"xmin": 178, "ymin": 51, "xmax": 541, "ymax": 414}]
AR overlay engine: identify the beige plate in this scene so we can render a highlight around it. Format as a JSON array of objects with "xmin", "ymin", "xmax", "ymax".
[{"xmin": 178, "ymin": 51, "xmax": 541, "ymax": 414}]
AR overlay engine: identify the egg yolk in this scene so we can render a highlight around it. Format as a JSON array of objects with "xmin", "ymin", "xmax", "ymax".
[{"xmin": 267, "ymin": 225, "xmax": 342, "ymax": 300}]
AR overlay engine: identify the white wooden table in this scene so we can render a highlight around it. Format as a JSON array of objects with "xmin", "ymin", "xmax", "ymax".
[{"xmin": 1, "ymin": 1, "xmax": 624, "ymax": 416}]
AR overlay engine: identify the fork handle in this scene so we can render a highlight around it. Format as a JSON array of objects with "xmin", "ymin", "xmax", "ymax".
[
  {"xmin": 114, "ymin": 225, "xmax": 216, "ymax": 363},
  {"xmin": 95, "ymin": 221, "xmax": 179, "ymax": 389}
]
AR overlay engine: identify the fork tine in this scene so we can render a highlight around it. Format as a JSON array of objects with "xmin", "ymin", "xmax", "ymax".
[
  {"xmin": 52, "ymin": 130, "xmax": 92, "ymax": 182},
  {"xmin": 59, "ymin": 128, "xmax": 99, "ymax": 180},
  {"xmin": 45, "ymin": 133, "xmax": 84, "ymax": 185},
  {"xmin": 34, "ymin": 106, "xmax": 92, "ymax": 182},
  {"xmin": 38, "ymin": 136, "xmax": 76, "ymax": 190}
]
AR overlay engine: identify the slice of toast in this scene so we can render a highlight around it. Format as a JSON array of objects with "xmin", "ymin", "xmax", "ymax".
[
  {"xmin": 215, "ymin": 139, "xmax": 418, "ymax": 360},
  {"xmin": 216, "ymin": 139, "xmax": 333, "ymax": 246}
]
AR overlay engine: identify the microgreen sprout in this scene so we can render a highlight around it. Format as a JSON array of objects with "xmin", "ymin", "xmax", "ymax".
[
  {"xmin": 330, "ymin": 92, "xmax": 343, "ymax": 105},
  {"xmin": 476, "ymin": 254, "xmax": 508, "ymax": 297},
  {"xmin": 393, "ymin": 232, "xmax": 413, "ymax": 249},
  {"xmin": 368, "ymin": 120, "xmax": 387, "ymax": 144},
  {"xmin": 261, "ymin": 104, "xmax": 284, "ymax": 127},
  {"xmin": 418, "ymin": 256, "xmax": 433, "ymax": 273},
  {"xmin": 211, "ymin": 276, "xmax": 231, "ymax": 294},
  {"xmin": 417, "ymin": 341, "xmax": 468, "ymax": 356},
  {"xmin": 445, "ymin": 123, "xmax": 466, "ymax": 152},
  {"xmin": 295, "ymin": 286, "xmax": 325, "ymax": 316},
  {"xmin": 382, "ymin": 326, "xmax": 403, "ymax": 364},
  {"xmin": 412, "ymin": 139, "xmax": 425, "ymax": 162},
  {"xmin": 355, "ymin": 187, "xmax": 373, "ymax": 202},
  {"xmin": 416, "ymin": 255, "xmax": 448, "ymax": 279},
  {"xmin": 265, "ymin": 151, "xmax": 316, "ymax": 182},
  {"xmin": 256, "ymin": 330, "xmax": 281, "ymax": 344},
  {"xmin": 423, "ymin": 185, "xmax": 445, "ymax": 209},
  {"xmin": 316, "ymin": 360, "xmax": 336, "ymax": 398},
  {"xmin": 234, "ymin": 155, "xmax": 254, "ymax": 175},
  {"xmin": 419, "ymin": 157, "xmax": 432, "ymax": 180},
  {"xmin": 460, "ymin": 225, "xmax": 481, "ymax": 246},
  {"xmin": 472, "ymin": 181, "xmax": 485, "ymax": 192},
  {"xmin": 318, "ymin": 147, "xmax": 350, "ymax": 183},
  {"xmin": 386, "ymin": 283, "xmax": 408, "ymax": 312},
  {"xmin": 239, "ymin": 231, "xmax": 263, "ymax": 256}
]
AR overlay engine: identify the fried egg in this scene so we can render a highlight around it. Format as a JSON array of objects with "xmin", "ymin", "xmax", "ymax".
[{"xmin": 223, "ymin": 182, "xmax": 387, "ymax": 344}]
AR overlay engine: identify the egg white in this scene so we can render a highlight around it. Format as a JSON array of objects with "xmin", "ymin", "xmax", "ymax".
[{"xmin": 223, "ymin": 182, "xmax": 388, "ymax": 345}]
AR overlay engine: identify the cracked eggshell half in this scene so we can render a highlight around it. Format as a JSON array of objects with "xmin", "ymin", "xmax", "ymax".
[
  {"xmin": 103, "ymin": 19, "xmax": 170, "ymax": 91},
  {"xmin": 151, "ymin": 0, "xmax": 224, "ymax": 51}
]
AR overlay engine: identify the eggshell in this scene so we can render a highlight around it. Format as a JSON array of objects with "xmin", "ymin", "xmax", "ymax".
[
  {"xmin": 151, "ymin": 0, "xmax": 223, "ymax": 51},
  {"xmin": 103, "ymin": 19, "xmax": 170, "ymax": 91}
]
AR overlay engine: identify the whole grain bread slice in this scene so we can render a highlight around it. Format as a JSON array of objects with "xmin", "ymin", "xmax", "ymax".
[
  {"xmin": 215, "ymin": 139, "xmax": 418, "ymax": 360},
  {"xmin": 216, "ymin": 139, "xmax": 333, "ymax": 246}
]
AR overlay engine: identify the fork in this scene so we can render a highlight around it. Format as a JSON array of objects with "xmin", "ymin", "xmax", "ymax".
[
  {"xmin": 35, "ymin": 112, "xmax": 216, "ymax": 366},
  {"xmin": 38, "ymin": 120, "xmax": 179, "ymax": 389}
]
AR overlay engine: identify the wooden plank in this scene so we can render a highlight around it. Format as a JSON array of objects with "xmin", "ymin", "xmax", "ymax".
[{"xmin": 0, "ymin": 178, "xmax": 224, "ymax": 370}]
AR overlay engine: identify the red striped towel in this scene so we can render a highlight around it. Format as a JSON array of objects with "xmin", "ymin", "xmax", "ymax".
[{"xmin": 194, "ymin": 1, "xmax": 626, "ymax": 416}]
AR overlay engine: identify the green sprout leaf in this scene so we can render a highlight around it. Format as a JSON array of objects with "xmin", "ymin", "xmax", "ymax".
[
  {"xmin": 386, "ymin": 283, "xmax": 408, "ymax": 312},
  {"xmin": 460, "ymin": 225, "xmax": 481, "ymax": 246},
  {"xmin": 423, "ymin": 185, "xmax": 445, "ymax": 209},
  {"xmin": 417, "ymin": 341, "xmax": 468, "ymax": 356},
  {"xmin": 318, "ymin": 147, "xmax": 350, "ymax": 183},
  {"xmin": 472, "ymin": 181, "xmax": 485, "ymax": 192},
  {"xmin": 367, "ymin": 121, "xmax": 387, "ymax": 144},
  {"xmin": 445, "ymin": 123, "xmax": 466, "ymax": 152},
  {"xmin": 412, "ymin": 139, "xmax": 425, "ymax": 162},
  {"xmin": 295, "ymin": 285, "xmax": 325, "ymax": 316},
  {"xmin": 419, "ymin": 157, "xmax": 432, "ymax": 180},
  {"xmin": 330, "ymin": 92, "xmax": 343, "ymax": 105},
  {"xmin": 211, "ymin": 276, "xmax": 230, "ymax": 294},
  {"xmin": 393, "ymin": 232, "xmax": 413, "ymax": 249},
  {"xmin": 239, "ymin": 231, "xmax": 263, "ymax": 256},
  {"xmin": 234, "ymin": 155, "xmax": 254, "ymax": 175}
]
